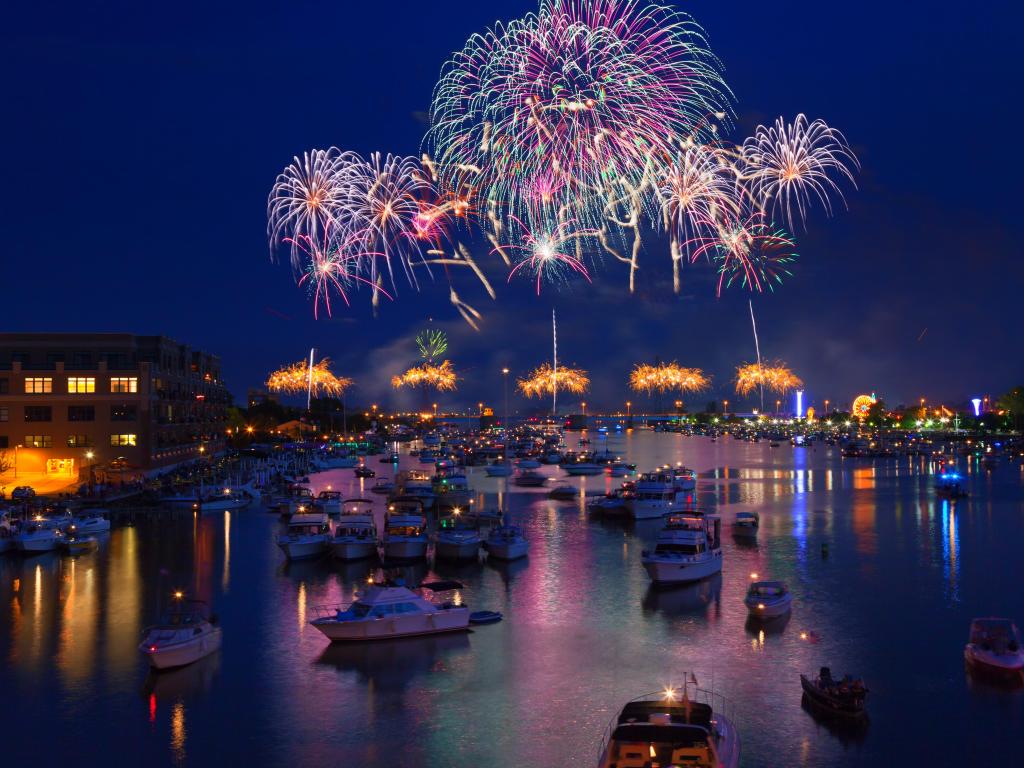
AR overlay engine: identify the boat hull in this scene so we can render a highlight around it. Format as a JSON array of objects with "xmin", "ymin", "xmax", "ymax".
[
  {"xmin": 382, "ymin": 539, "xmax": 428, "ymax": 560},
  {"xmin": 642, "ymin": 553, "xmax": 722, "ymax": 584},
  {"xmin": 964, "ymin": 646, "xmax": 1024, "ymax": 681},
  {"xmin": 745, "ymin": 594, "xmax": 792, "ymax": 619},
  {"xmin": 564, "ymin": 465, "xmax": 603, "ymax": 476},
  {"xmin": 141, "ymin": 629, "xmax": 222, "ymax": 670},
  {"xmin": 277, "ymin": 537, "xmax": 328, "ymax": 560},
  {"xmin": 800, "ymin": 675, "xmax": 867, "ymax": 718},
  {"xmin": 311, "ymin": 609, "xmax": 469, "ymax": 642},
  {"xmin": 17, "ymin": 535, "xmax": 60, "ymax": 553},
  {"xmin": 487, "ymin": 541, "xmax": 529, "ymax": 560},
  {"xmin": 435, "ymin": 539, "xmax": 481, "ymax": 560},
  {"xmin": 330, "ymin": 540, "xmax": 377, "ymax": 561}
]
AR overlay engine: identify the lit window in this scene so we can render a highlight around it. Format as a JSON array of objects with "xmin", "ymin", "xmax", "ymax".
[
  {"xmin": 68, "ymin": 377, "xmax": 96, "ymax": 394},
  {"xmin": 0, "ymin": 406, "xmax": 7, "ymax": 422},
  {"xmin": 110, "ymin": 433, "xmax": 137, "ymax": 446},
  {"xmin": 24, "ymin": 377, "xmax": 53, "ymax": 394},
  {"xmin": 25, "ymin": 435, "xmax": 53, "ymax": 448},
  {"xmin": 67, "ymin": 435, "xmax": 92, "ymax": 448},
  {"xmin": 110, "ymin": 377, "xmax": 138, "ymax": 394}
]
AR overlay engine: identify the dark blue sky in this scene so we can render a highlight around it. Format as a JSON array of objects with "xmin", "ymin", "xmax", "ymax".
[{"xmin": 3, "ymin": 1, "xmax": 1021, "ymax": 413}]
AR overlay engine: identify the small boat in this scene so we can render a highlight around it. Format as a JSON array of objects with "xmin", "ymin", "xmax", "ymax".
[
  {"xmin": 935, "ymin": 471, "xmax": 968, "ymax": 499},
  {"xmin": 370, "ymin": 478, "xmax": 394, "ymax": 495},
  {"xmin": 277, "ymin": 512, "xmax": 333, "ymax": 560},
  {"xmin": 469, "ymin": 610, "xmax": 503, "ymax": 625},
  {"xmin": 513, "ymin": 470, "xmax": 547, "ymax": 487},
  {"xmin": 330, "ymin": 500, "xmax": 378, "ymax": 561},
  {"xmin": 964, "ymin": 618, "xmax": 1024, "ymax": 681},
  {"xmin": 744, "ymin": 581, "xmax": 792, "ymax": 619},
  {"xmin": 309, "ymin": 581, "xmax": 469, "ymax": 642},
  {"xmin": 597, "ymin": 685, "xmax": 740, "ymax": 767},
  {"xmin": 65, "ymin": 536, "xmax": 99, "ymax": 555},
  {"xmin": 68, "ymin": 510, "xmax": 111, "ymax": 535},
  {"xmin": 800, "ymin": 667, "xmax": 868, "ymax": 718},
  {"xmin": 382, "ymin": 508, "xmax": 429, "ymax": 560},
  {"xmin": 379, "ymin": 453, "xmax": 400, "ymax": 464},
  {"xmin": 485, "ymin": 523, "xmax": 529, "ymax": 560},
  {"xmin": 606, "ymin": 462, "xmax": 631, "ymax": 477},
  {"xmin": 563, "ymin": 461, "xmax": 603, "ymax": 476},
  {"xmin": 354, "ymin": 465, "xmax": 376, "ymax": 478},
  {"xmin": 516, "ymin": 458, "xmax": 542, "ymax": 469},
  {"xmin": 317, "ymin": 490, "xmax": 343, "ymax": 517},
  {"xmin": 548, "ymin": 485, "xmax": 577, "ymax": 501},
  {"xmin": 434, "ymin": 512, "xmax": 482, "ymax": 560},
  {"xmin": 587, "ymin": 490, "xmax": 631, "ymax": 516},
  {"xmin": 16, "ymin": 518, "xmax": 65, "ymax": 553},
  {"xmin": 732, "ymin": 511, "xmax": 759, "ymax": 536},
  {"xmin": 642, "ymin": 514, "xmax": 723, "ymax": 584},
  {"xmin": 139, "ymin": 596, "xmax": 222, "ymax": 670}
]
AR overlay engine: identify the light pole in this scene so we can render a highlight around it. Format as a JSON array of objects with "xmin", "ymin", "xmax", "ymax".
[
  {"xmin": 626, "ymin": 401, "xmax": 631, "ymax": 419},
  {"xmin": 723, "ymin": 399, "xmax": 729, "ymax": 416},
  {"xmin": 824, "ymin": 399, "xmax": 830, "ymax": 415},
  {"xmin": 502, "ymin": 367, "xmax": 510, "ymax": 440},
  {"xmin": 14, "ymin": 444, "xmax": 21, "ymax": 479},
  {"xmin": 776, "ymin": 399, "xmax": 781, "ymax": 416},
  {"xmin": 581, "ymin": 401, "xmax": 587, "ymax": 417},
  {"xmin": 432, "ymin": 402, "xmax": 438, "ymax": 419}
]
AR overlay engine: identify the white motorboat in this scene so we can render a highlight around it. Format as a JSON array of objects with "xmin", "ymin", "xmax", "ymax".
[
  {"xmin": 310, "ymin": 581, "xmax": 469, "ymax": 642},
  {"xmin": 434, "ymin": 512, "xmax": 482, "ymax": 560},
  {"xmin": 399, "ymin": 471, "xmax": 436, "ymax": 508},
  {"xmin": 642, "ymin": 514, "xmax": 723, "ymax": 584},
  {"xmin": 279, "ymin": 485, "xmax": 318, "ymax": 517},
  {"xmin": 744, "ymin": 581, "xmax": 792, "ymax": 619},
  {"xmin": 330, "ymin": 499, "xmax": 378, "ymax": 561},
  {"xmin": 319, "ymin": 454, "xmax": 359, "ymax": 469},
  {"xmin": 732, "ymin": 511, "xmax": 759, "ymax": 537},
  {"xmin": 964, "ymin": 618, "xmax": 1024, "ymax": 681},
  {"xmin": 513, "ymin": 470, "xmax": 547, "ymax": 487},
  {"xmin": 587, "ymin": 490, "xmax": 631, "ymax": 516},
  {"xmin": 277, "ymin": 512, "xmax": 333, "ymax": 560},
  {"xmin": 516, "ymin": 458, "xmax": 542, "ymax": 469},
  {"xmin": 606, "ymin": 462, "xmax": 631, "ymax": 477},
  {"xmin": 486, "ymin": 523, "xmax": 529, "ymax": 560},
  {"xmin": 193, "ymin": 489, "xmax": 250, "ymax": 513},
  {"xmin": 139, "ymin": 597, "xmax": 222, "ymax": 669},
  {"xmin": 382, "ymin": 510, "xmax": 429, "ymax": 560},
  {"xmin": 597, "ymin": 685, "xmax": 740, "ymax": 768},
  {"xmin": 663, "ymin": 463, "xmax": 697, "ymax": 492},
  {"xmin": 68, "ymin": 511, "xmax": 111, "ymax": 536},
  {"xmin": 370, "ymin": 478, "xmax": 395, "ymax": 495},
  {"xmin": 434, "ymin": 473, "xmax": 472, "ymax": 507},
  {"xmin": 563, "ymin": 461, "xmax": 603, "ymax": 476},
  {"xmin": 627, "ymin": 471, "xmax": 689, "ymax": 520},
  {"xmin": 317, "ymin": 490, "xmax": 344, "ymax": 517},
  {"xmin": 16, "ymin": 518, "xmax": 65, "ymax": 553}
]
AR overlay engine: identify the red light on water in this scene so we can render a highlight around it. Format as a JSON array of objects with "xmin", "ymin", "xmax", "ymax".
[{"xmin": 149, "ymin": 693, "xmax": 157, "ymax": 722}]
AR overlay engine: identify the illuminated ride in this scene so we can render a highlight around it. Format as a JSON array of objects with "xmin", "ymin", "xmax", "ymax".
[{"xmin": 851, "ymin": 394, "xmax": 875, "ymax": 420}]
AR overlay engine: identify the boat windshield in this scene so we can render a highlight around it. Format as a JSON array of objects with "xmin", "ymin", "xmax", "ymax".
[
  {"xmin": 656, "ymin": 543, "xmax": 704, "ymax": 555},
  {"xmin": 388, "ymin": 525, "xmax": 423, "ymax": 536}
]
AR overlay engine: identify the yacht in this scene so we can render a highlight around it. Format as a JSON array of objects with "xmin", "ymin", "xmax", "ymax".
[
  {"xmin": 277, "ymin": 512, "xmax": 333, "ymax": 560},
  {"xmin": 964, "ymin": 618, "xmax": 1024, "ymax": 680},
  {"xmin": 627, "ymin": 471, "xmax": 688, "ymax": 520},
  {"xmin": 513, "ymin": 470, "xmax": 547, "ymax": 487},
  {"xmin": 732, "ymin": 512, "xmax": 759, "ymax": 537},
  {"xmin": 587, "ymin": 490, "xmax": 630, "ymax": 516},
  {"xmin": 664, "ymin": 464, "xmax": 697, "ymax": 492},
  {"xmin": 16, "ymin": 517, "xmax": 65, "ymax": 553},
  {"xmin": 139, "ymin": 597, "xmax": 222, "ymax": 669},
  {"xmin": 744, "ymin": 581, "xmax": 792, "ymax": 619},
  {"xmin": 370, "ymin": 477, "xmax": 395, "ymax": 495},
  {"xmin": 434, "ymin": 472, "xmax": 472, "ymax": 508},
  {"xmin": 486, "ymin": 523, "xmax": 529, "ymax": 560},
  {"xmin": 280, "ymin": 485, "xmax": 317, "ymax": 517},
  {"xmin": 516, "ymin": 458, "xmax": 542, "ymax": 470},
  {"xmin": 309, "ymin": 581, "xmax": 469, "ymax": 641},
  {"xmin": 329, "ymin": 499, "xmax": 378, "ymax": 560},
  {"xmin": 597, "ymin": 685, "xmax": 739, "ymax": 768},
  {"xmin": 317, "ymin": 490, "xmax": 343, "ymax": 517},
  {"xmin": 68, "ymin": 510, "xmax": 111, "ymax": 536},
  {"xmin": 382, "ymin": 508, "xmax": 429, "ymax": 560},
  {"xmin": 641, "ymin": 514, "xmax": 723, "ymax": 584},
  {"xmin": 563, "ymin": 461, "xmax": 603, "ymax": 476},
  {"xmin": 399, "ymin": 471, "xmax": 436, "ymax": 508},
  {"xmin": 193, "ymin": 489, "xmax": 251, "ymax": 513},
  {"xmin": 434, "ymin": 511, "xmax": 482, "ymax": 560}
]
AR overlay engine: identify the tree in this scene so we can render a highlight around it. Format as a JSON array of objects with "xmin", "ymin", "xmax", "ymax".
[
  {"xmin": 997, "ymin": 386, "xmax": 1024, "ymax": 430},
  {"xmin": 0, "ymin": 450, "xmax": 12, "ymax": 476}
]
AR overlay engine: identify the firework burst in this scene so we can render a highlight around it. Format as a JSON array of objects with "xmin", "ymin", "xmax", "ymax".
[
  {"xmin": 391, "ymin": 360, "xmax": 458, "ymax": 392},
  {"xmin": 630, "ymin": 363, "xmax": 710, "ymax": 394},
  {"xmin": 503, "ymin": 216, "xmax": 595, "ymax": 294},
  {"xmin": 289, "ymin": 229, "xmax": 390, "ymax": 318},
  {"xmin": 266, "ymin": 359, "xmax": 352, "ymax": 397},
  {"xmin": 517, "ymin": 362, "xmax": 590, "ymax": 398},
  {"xmin": 416, "ymin": 329, "xmax": 449, "ymax": 362},
  {"xmin": 735, "ymin": 361, "xmax": 802, "ymax": 396}
]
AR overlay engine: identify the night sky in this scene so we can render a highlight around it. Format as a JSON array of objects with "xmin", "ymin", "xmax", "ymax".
[{"xmin": 3, "ymin": 1, "xmax": 1020, "ymax": 413}]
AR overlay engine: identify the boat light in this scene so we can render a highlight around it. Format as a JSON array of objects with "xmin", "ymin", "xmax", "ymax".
[
  {"xmin": 799, "ymin": 631, "xmax": 808, "ymax": 640},
  {"xmin": 757, "ymin": 603, "xmax": 765, "ymax": 610},
  {"xmin": 174, "ymin": 591, "xmax": 184, "ymax": 599},
  {"xmin": 150, "ymin": 645, "xmax": 157, "ymax": 651},
  {"xmin": 750, "ymin": 572, "xmax": 758, "ymax": 579},
  {"xmin": 662, "ymin": 685, "xmax": 677, "ymax": 701},
  {"xmin": 650, "ymin": 746, "xmax": 657, "ymax": 759}
]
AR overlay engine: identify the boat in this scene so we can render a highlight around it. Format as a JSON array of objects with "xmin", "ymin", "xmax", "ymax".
[
  {"xmin": 65, "ymin": 536, "xmax": 99, "ymax": 555},
  {"xmin": 317, "ymin": 490, "xmax": 343, "ymax": 516},
  {"xmin": 485, "ymin": 523, "xmax": 529, "ymax": 560},
  {"xmin": 0, "ymin": 511, "xmax": 18, "ymax": 554},
  {"xmin": 68, "ymin": 510, "xmax": 111, "ymax": 535},
  {"xmin": 192, "ymin": 489, "xmax": 251, "ymax": 513},
  {"xmin": 330, "ymin": 499, "xmax": 378, "ymax": 561},
  {"xmin": 382, "ymin": 508, "xmax": 429, "ymax": 560},
  {"xmin": 434, "ymin": 472, "xmax": 472, "ymax": 507},
  {"xmin": 16, "ymin": 517, "xmax": 65, "ymax": 553},
  {"xmin": 606, "ymin": 462, "xmax": 631, "ymax": 477},
  {"xmin": 627, "ymin": 471, "xmax": 690, "ymax": 520},
  {"xmin": 744, "ymin": 581, "xmax": 792, "ymax": 619},
  {"xmin": 485, "ymin": 463, "xmax": 513, "ymax": 477},
  {"xmin": 398, "ymin": 471, "xmax": 436, "ymax": 509},
  {"xmin": 597, "ymin": 685, "xmax": 740, "ymax": 768},
  {"xmin": 469, "ymin": 610, "xmax": 502, "ymax": 625},
  {"xmin": 548, "ymin": 485, "xmax": 577, "ymax": 501},
  {"xmin": 309, "ymin": 581, "xmax": 469, "ymax": 642},
  {"xmin": 935, "ymin": 471, "xmax": 968, "ymax": 499},
  {"xmin": 516, "ymin": 458, "xmax": 542, "ymax": 469},
  {"xmin": 139, "ymin": 596, "xmax": 222, "ymax": 670},
  {"xmin": 641, "ymin": 514, "xmax": 723, "ymax": 584},
  {"xmin": 964, "ymin": 618, "xmax": 1024, "ymax": 681},
  {"xmin": 732, "ymin": 511, "xmax": 759, "ymax": 536},
  {"xmin": 513, "ymin": 470, "xmax": 547, "ymax": 487},
  {"xmin": 354, "ymin": 465, "xmax": 376, "ymax": 478},
  {"xmin": 370, "ymin": 478, "xmax": 394, "ymax": 495},
  {"xmin": 277, "ymin": 512, "xmax": 333, "ymax": 560},
  {"xmin": 434, "ymin": 511, "xmax": 482, "ymax": 560},
  {"xmin": 380, "ymin": 453, "xmax": 400, "ymax": 464},
  {"xmin": 587, "ymin": 490, "xmax": 630, "ymax": 516},
  {"xmin": 800, "ymin": 667, "xmax": 868, "ymax": 718},
  {"xmin": 664, "ymin": 464, "xmax": 697, "ymax": 492},
  {"xmin": 563, "ymin": 461, "xmax": 603, "ymax": 476}
]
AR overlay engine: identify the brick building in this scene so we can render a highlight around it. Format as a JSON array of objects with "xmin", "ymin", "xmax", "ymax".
[{"xmin": 0, "ymin": 334, "xmax": 231, "ymax": 480}]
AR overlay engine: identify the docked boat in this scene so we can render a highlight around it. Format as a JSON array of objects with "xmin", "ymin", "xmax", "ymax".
[
  {"xmin": 665, "ymin": 464, "xmax": 697, "ymax": 492},
  {"xmin": 434, "ymin": 512, "xmax": 482, "ymax": 560},
  {"xmin": 330, "ymin": 499, "xmax": 378, "ymax": 561},
  {"xmin": 515, "ymin": 458, "xmax": 542, "ymax": 470},
  {"xmin": 317, "ymin": 490, "xmax": 343, "ymax": 517},
  {"xmin": 398, "ymin": 471, "xmax": 436, "ymax": 509},
  {"xmin": 382, "ymin": 509, "xmax": 429, "ymax": 560},
  {"xmin": 587, "ymin": 490, "xmax": 630, "ymax": 516},
  {"xmin": 354, "ymin": 465, "xmax": 376, "ymax": 478},
  {"xmin": 0, "ymin": 511, "xmax": 18, "ymax": 554},
  {"xmin": 193, "ymin": 489, "xmax": 250, "ymax": 513},
  {"xmin": 485, "ymin": 523, "xmax": 529, "ymax": 560},
  {"xmin": 513, "ymin": 470, "xmax": 547, "ymax": 487},
  {"xmin": 732, "ymin": 511, "xmax": 759, "ymax": 537},
  {"xmin": 65, "ymin": 535, "xmax": 99, "ymax": 555},
  {"xmin": 139, "ymin": 596, "xmax": 222, "ymax": 670},
  {"xmin": 563, "ymin": 461, "xmax": 603, "ymax": 476},
  {"xmin": 627, "ymin": 471, "xmax": 689, "ymax": 520},
  {"xmin": 277, "ymin": 512, "xmax": 333, "ymax": 560},
  {"xmin": 68, "ymin": 510, "xmax": 111, "ymax": 535},
  {"xmin": 309, "ymin": 581, "xmax": 469, "ymax": 642},
  {"xmin": 370, "ymin": 478, "xmax": 395, "ymax": 495},
  {"xmin": 16, "ymin": 517, "xmax": 65, "ymax": 553},
  {"xmin": 744, "ymin": 581, "xmax": 792, "ymax": 619},
  {"xmin": 548, "ymin": 485, "xmax": 577, "ymax": 501},
  {"xmin": 964, "ymin": 618, "xmax": 1024, "ymax": 681},
  {"xmin": 641, "ymin": 514, "xmax": 723, "ymax": 584},
  {"xmin": 800, "ymin": 667, "xmax": 868, "ymax": 718},
  {"xmin": 597, "ymin": 685, "xmax": 740, "ymax": 768},
  {"xmin": 434, "ymin": 472, "xmax": 472, "ymax": 507}
]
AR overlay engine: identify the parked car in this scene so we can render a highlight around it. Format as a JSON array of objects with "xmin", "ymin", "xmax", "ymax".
[{"xmin": 11, "ymin": 486, "xmax": 36, "ymax": 501}]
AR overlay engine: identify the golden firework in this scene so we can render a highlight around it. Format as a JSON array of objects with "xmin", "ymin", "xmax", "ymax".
[
  {"xmin": 391, "ymin": 360, "xmax": 458, "ymax": 392},
  {"xmin": 735, "ymin": 362, "xmax": 803, "ymax": 396},
  {"xmin": 629, "ymin": 363, "xmax": 710, "ymax": 395},
  {"xmin": 266, "ymin": 359, "xmax": 352, "ymax": 397},
  {"xmin": 517, "ymin": 363, "xmax": 590, "ymax": 398}
]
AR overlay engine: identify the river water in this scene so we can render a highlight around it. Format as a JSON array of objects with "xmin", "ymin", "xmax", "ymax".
[{"xmin": 1, "ymin": 432, "xmax": 1022, "ymax": 767}]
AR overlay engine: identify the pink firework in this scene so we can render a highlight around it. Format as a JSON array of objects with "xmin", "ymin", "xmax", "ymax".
[
  {"xmin": 287, "ymin": 230, "xmax": 390, "ymax": 319},
  {"xmin": 502, "ymin": 216, "xmax": 595, "ymax": 295}
]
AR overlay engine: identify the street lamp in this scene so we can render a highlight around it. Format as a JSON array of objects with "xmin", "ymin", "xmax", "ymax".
[
  {"xmin": 581, "ymin": 401, "xmax": 587, "ymax": 416},
  {"xmin": 626, "ymin": 401, "xmax": 631, "ymax": 418},
  {"xmin": 824, "ymin": 399, "xmax": 830, "ymax": 415},
  {"xmin": 432, "ymin": 403, "xmax": 438, "ymax": 418},
  {"xmin": 502, "ymin": 367, "xmax": 510, "ymax": 437},
  {"xmin": 14, "ymin": 444, "xmax": 21, "ymax": 479},
  {"xmin": 776, "ymin": 399, "xmax": 781, "ymax": 416},
  {"xmin": 723, "ymin": 399, "xmax": 729, "ymax": 415}
]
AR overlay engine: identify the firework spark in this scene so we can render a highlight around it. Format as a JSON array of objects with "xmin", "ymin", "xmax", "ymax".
[
  {"xmin": 735, "ymin": 362, "xmax": 802, "ymax": 396},
  {"xmin": 266, "ymin": 359, "xmax": 352, "ymax": 397},
  {"xmin": 630, "ymin": 363, "xmax": 710, "ymax": 394},
  {"xmin": 289, "ymin": 229, "xmax": 390, "ymax": 318},
  {"xmin": 415, "ymin": 329, "xmax": 448, "ymax": 362},
  {"xmin": 503, "ymin": 216, "xmax": 595, "ymax": 294},
  {"xmin": 391, "ymin": 360, "xmax": 458, "ymax": 392},
  {"xmin": 517, "ymin": 362, "xmax": 589, "ymax": 398}
]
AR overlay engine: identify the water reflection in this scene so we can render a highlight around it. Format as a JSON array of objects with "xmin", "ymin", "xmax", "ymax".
[
  {"xmin": 316, "ymin": 633, "xmax": 471, "ymax": 692},
  {"xmin": 642, "ymin": 574, "xmax": 722, "ymax": 618},
  {"xmin": 142, "ymin": 651, "xmax": 221, "ymax": 699}
]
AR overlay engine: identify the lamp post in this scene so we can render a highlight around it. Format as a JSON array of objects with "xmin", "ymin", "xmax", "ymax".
[
  {"xmin": 502, "ymin": 367, "xmax": 510, "ymax": 439},
  {"xmin": 432, "ymin": 403, "xmax": 438, "ymax": 419},
  {"xmin": 723, "ymin": 399, "xmax": 729, "ymax": 416},
  {"xmin": 824, "ymin": 399, "xmax": 830, "ymax": 415},
  {"xmin": 776, "ymin": 399, "xmax": 781, "ymax": 416},
  {"xmin": 581, "ymin": 401, "xmax": 587, "ymax": 416},
  {"xmin": 626, "ymin": 401, "xmax": 631, "ymax": 419},
  {"xmin": 14, "ymin": 444, "xmax": 21, "ymax": 479}
]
